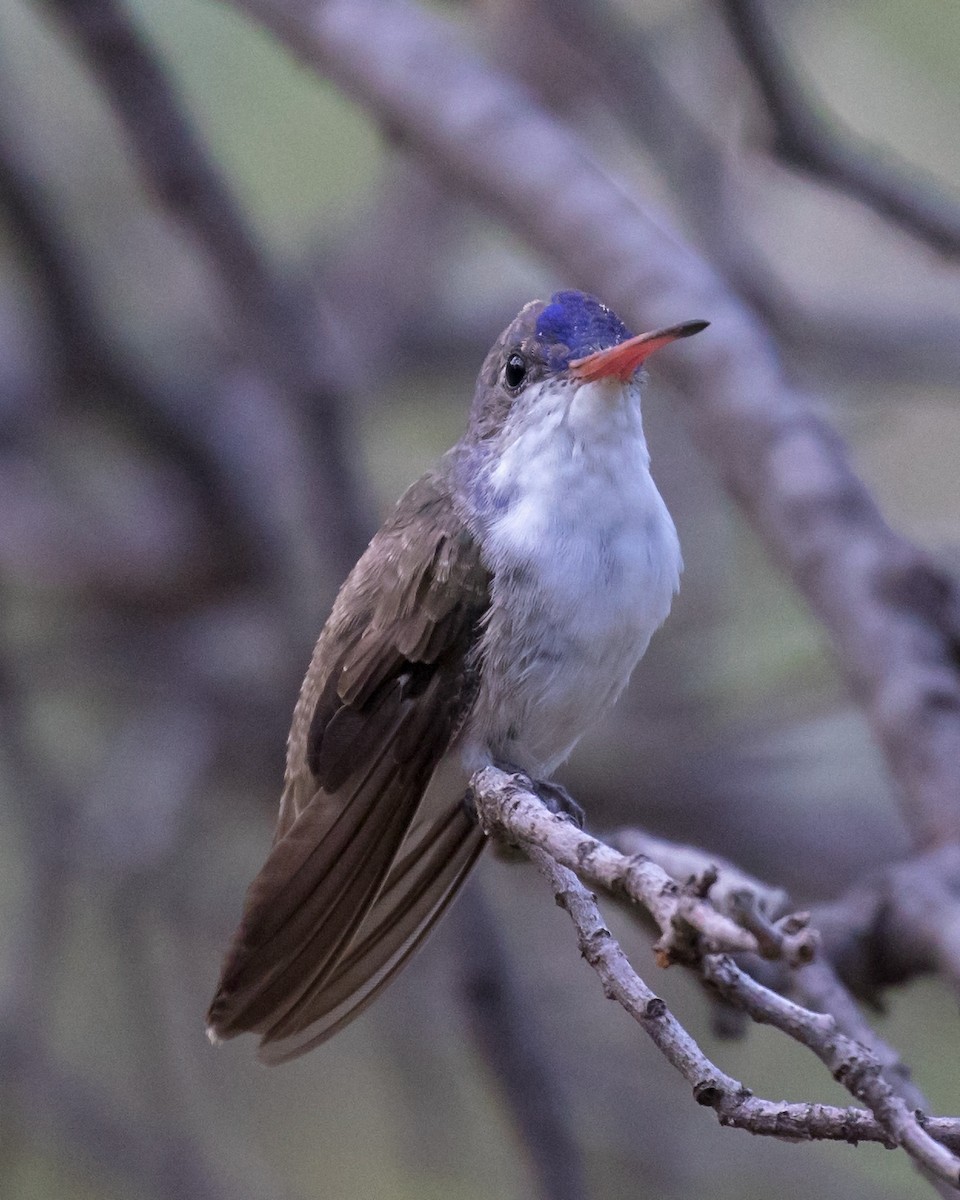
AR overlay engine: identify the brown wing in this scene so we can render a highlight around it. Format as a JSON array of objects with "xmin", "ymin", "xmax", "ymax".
[{"xmin": 206, "ymin": 468, "xmax": 490, "ymax": 1056}]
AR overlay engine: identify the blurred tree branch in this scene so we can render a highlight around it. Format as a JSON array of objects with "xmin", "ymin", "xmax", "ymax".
[
  {"xmin": 453, "ymin": 883, "xmax": 587, "ymax": 1200},
  {"xmin": 525, "ymin": 0, "xmax": 960, "ymax": 387},
  {"xmin": 0, "ymin": 114, "xmax": 256, "ymax": 601},
  {"xmin": 39, "ymin": 0, "xmax": 376, "ymax": 603},
  {"xmin": 469, "ymin": 768, "xmax": 813, "ymax": 966},
  {"xmin": 718, "ymin": 0, "xmax": 960, "ymax": 258}
]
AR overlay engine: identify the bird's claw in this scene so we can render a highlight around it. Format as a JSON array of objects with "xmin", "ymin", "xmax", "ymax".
[
  {"xmin": 463, "ymin": 767, "xmax": 585, "ymax": 830},
  {"xmin": 529, "ymin": 777, "xmax": 585, "ymax": 828}
]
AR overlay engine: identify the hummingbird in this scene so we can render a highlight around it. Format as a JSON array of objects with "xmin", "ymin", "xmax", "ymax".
[{"xmin": 207, "ymin": 290, "xmax": 707, "ymax": 1062}]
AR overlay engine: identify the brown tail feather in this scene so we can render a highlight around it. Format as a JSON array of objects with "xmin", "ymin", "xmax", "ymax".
[
  {"xmin": 257, "ymin": 806, "xmax": 485, "ymax": 1062},
  {"xmin": 207, "ymin": 752, "xmax": 427, "ymax": 1039}
]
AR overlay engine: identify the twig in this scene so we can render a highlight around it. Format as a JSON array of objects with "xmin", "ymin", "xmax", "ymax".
[
  {"xmin": 794, "ymin": 958, "xmax": 917, "ymax": 1091},
  {"xmin": 577, "ymin": 814, "xmax": 955, "ymax": 1127},
  {"xmin": 609, "ymin": 826, "xmax": 790, "ymax": 923},
  {"xmin": 704, "ymin": 954, "xmax": 960, "ymax": 1186},
  {"xmin": 471, "ymin": 766, "xmax": 816, "ymax": 966},
  {"xmin": 718, "ymin": 0, "xmax": 960, "ymax": 258},
  {"xmin": 528, "ymin": 845, "xmax": 960, "ymax": 1176},
  {"xmin": 794, "ymin": 956, "xmax": 956, "ymax": 1198},
  {"xmin": 472, "ymin": 769, "xmax": 960, "ymax": 1184}
]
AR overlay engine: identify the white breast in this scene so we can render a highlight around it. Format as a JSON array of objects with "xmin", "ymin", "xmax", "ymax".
[{"xmin": 461, "ymin": 378, "xmax": 681, "ymax": 775}]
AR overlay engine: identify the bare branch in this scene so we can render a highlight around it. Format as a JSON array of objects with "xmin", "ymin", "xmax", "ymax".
[
  {"xmin": 611, "ymin": 818, "xmax": 959, "ymax": 1142},
  {"xmin": 474, "ymin": 769, "xmax": 960, "ymax": 1184},
  {"xmin": 794, "ymin": 957, "xmax": 924, "ymax": 1101},
  {"xmin": 609, "ymin": 826, "xmax": 790, "ymax": 924},
  {"xmin": 718, "ymin": 0, "xmax": 960, "ymax": 258},
  {"xmin": 529, "ymin": 844, "xmax": 960, "ymax": 1172},
  {"xmin": 704, "ymin": 954, "xmax": 960, "ymax": 1186},
  {"xmin": 793, "ymin": 956, "xmax": 959, "ymax": 1196},
  {"xmin": 471, "ymin": 766, "xmax": 815, "ymax": 966},
  {"xmin": 609, "ymin": 820, "xmax": 946, "ymax": 1010}
]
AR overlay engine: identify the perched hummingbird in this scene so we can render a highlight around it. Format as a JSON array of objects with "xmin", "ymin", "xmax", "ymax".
[{"xmin": 207, "ymin": 291, "xmax": 707, "ymax": 1062}]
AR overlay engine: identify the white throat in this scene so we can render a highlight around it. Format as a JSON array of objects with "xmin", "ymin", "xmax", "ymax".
[{"xmin": 462, "ymin": 376, "xmax": 682, "ymax": 775}]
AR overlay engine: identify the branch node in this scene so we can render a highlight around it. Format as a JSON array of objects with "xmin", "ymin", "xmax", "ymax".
[
  {"xmin": 693, "ymin": 1078, "xmax": 723, "ymax": 1107},
  {"xmin": 643, "ymin": 996, "xmax": 667, "ymax": 1020}
]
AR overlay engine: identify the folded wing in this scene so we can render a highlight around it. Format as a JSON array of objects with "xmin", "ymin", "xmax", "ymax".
[{"xmin": 206, "ymin": 469, "xmax": 491, "ymax": 1058}]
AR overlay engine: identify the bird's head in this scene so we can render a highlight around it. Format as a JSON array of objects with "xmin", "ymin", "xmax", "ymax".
[{"xmin": 466, "ymin": 290, "xmax": 707, "ymax": 449}]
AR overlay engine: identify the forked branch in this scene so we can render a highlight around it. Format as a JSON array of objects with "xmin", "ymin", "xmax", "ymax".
[{"xmin": 471, "ymin": 768, "xmax": 960, "ymax": 1188}]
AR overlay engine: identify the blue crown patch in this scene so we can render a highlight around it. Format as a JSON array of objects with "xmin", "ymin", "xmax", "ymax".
[{"xmin": 534, "ymin": 291, "xmax": 632, "ymax": 368}]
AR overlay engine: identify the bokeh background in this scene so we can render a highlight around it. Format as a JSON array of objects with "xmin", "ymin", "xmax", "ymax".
[{"xmin": 2, "ymin": 0, "xmax": 960, "ymax": 1197}]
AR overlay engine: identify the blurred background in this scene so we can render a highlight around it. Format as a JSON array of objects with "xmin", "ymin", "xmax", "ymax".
[{"xmin": 2, "ymin": 0, "xmax": 960, "ymax": 1197}]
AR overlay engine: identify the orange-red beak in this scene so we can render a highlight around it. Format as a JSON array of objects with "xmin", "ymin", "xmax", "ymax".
[{"xmin": 569, "ymin": 319, "xmax": 708, "ymax": 383}]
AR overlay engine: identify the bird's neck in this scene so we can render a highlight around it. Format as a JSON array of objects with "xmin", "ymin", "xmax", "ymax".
[{"xmin": 451, "ymin": 377, "xmax": 657, "ymax": 544}]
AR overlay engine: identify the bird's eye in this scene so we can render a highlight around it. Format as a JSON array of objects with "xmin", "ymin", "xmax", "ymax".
[{"xmin": 504, "ymin": 353, "xmax": 527, "ymax": 390}]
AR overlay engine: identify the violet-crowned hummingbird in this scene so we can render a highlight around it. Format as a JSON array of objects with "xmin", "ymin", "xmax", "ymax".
[{"xmin": 207, "ymin": 291, "xmax": 708, "ymax": 1061}]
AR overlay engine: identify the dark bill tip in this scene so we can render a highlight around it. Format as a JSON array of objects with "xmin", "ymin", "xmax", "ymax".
[{"xmin": 669, "ymin": 319, "xmax": 710, "ymax": 339}]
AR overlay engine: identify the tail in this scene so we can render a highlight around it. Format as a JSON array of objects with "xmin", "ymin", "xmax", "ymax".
[{"xmin": 206, "ymin": 775, "xmax": 484, "ymax": 1061}]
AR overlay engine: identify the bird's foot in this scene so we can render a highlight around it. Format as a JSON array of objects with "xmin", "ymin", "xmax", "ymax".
[
  {"xmin": 462, "ymin": 765, "xmax": 585, "ymax": 830},
  {"xmin": 495, "ymin": 763, "xmax": 586, "ymax": 828},
  {"xmin": 528, "ymin": 777, "xmax": 585, "ymax": 828}
]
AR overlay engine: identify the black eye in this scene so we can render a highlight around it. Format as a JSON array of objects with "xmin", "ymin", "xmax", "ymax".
[{"xmin": 504, "ymin": 352, "xmax": 527, "ymax": 390}]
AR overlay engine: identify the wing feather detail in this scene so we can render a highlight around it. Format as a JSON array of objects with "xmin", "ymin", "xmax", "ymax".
[{"xmin": 207, "ymin": 468, "xmax": 491, "ymax": 1055}]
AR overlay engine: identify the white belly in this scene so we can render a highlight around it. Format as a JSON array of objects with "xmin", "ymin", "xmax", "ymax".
[{"xmin": 461, "ymin": 379, "xmax": 681, "ymax": 775}]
